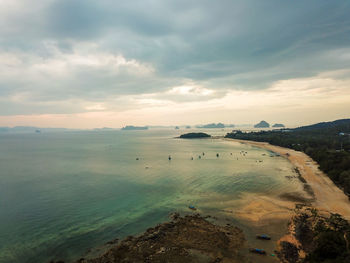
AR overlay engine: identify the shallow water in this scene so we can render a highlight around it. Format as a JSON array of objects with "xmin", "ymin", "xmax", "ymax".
[{"xmin": 0, "ymin": 129, "xmax": 302, "ymax": 263}]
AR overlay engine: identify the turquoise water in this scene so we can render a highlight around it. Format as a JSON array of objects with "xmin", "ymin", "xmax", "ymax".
[{"xmin": 0, "ymin": 129, "xmax": 300, "ymax": 263}]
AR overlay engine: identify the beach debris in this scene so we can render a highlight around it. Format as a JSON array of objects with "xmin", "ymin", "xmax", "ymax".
[
  {"xmin": 202, "ymin": 152, "xmax": 205, "ymax": 156},
  {"xmin": 256, "ymin": 234, "xmax": 271, "ymax": 240},
  {"xmin": 189, "ymin": 205, "xmax": 197, "ymax": 210},
  {"xmin": 168, "ymin": 155, "xmax": 172, "ymax": 160},
  {"xmin": 136, "ymin": 158, "xmax": 139, "ymax": 160},
  {"xmin": 191, "ymin": 157, "xmax": 194, "ymax": 160},
  {"xmin": 216, "ymin": 153, "xmax": 219, "ymax": 157},
  {"xmin": 198, "ymin": 155, "xmax": 201, "ymax": 159},
  {"xmin": 249, "ymin": 248, "xmax": 266, "ymax": 255}
]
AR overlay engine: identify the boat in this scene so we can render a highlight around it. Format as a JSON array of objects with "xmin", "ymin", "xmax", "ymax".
[
  {"xmin": 188, "ymin": 205, "xmax": 197, "ymax": 210},
  {"xmin": 168, "ymin": 155, "xmax": 172, "ymax": 160},
  {"xmin": 216, "ymin": 153, "xmax": 219, "ymax": 157},
  {"xmin": 256, "ymin": 234, "xmax": 271, "ymax": 240},
  {"xmin": 249, "ymin": 248, "xmax": 266, "ymax": 255}
]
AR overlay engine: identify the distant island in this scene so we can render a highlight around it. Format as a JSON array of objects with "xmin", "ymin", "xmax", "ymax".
[
  {"xmin": 179, "ymin": 132, "xmax": 211, "ymax": 139},
  {"xmin": 272, "ymin": 123, "xmax": 285, "ymax": 128},
  {"xmin": 121, "ymin": 125, "xmax": 148, "ymax": 130},
  {"xmin": 254, "ymin": 120, "xmax": 270, "ymax": 128},
  {"xmin": 196, "ymin": 123, "xmax": 225, "ymax": 128}
]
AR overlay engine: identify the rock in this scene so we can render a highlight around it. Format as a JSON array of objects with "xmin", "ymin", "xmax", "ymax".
[
  {"xmin": 273, "ymin": 123, "xmax": 285, "ymax": 128},
  {"xmin": 254, "ymin": 120, "xmax": 270, "ymax": 128},
  {"xmin": 78, "ymin": 214, "xmax": 245, "ymax": 263}
]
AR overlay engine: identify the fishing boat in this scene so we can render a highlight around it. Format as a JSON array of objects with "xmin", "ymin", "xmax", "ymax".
[
  {"xmin": 188, "ymin": 205, "xmax": 197, "ymax": 210},
  {"xmin": 249, "ymin": 248, "xmax": 266, "ymax": 255},
  {"xmin": 256, "ymin": 234, "xmax": 271, "ymax": 240}
]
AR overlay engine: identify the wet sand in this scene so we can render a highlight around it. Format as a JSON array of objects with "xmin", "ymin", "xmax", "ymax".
[
  {"xmin": 222, "ymin": 138, "xmax": 350, "ymax": 262},
  {"xmin": 226, "ymin": 138, "xmax": 350, "ymax": 220}
]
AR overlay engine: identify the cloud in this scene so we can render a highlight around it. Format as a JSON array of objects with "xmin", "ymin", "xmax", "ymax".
[{"xmin": 0, "ymin": 0, "xmax": 350, "ymax": 125}]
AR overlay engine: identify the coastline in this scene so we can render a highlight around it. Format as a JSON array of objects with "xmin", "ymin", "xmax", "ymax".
[
  {"xmin": 224, "ymin": 138, "xmax": 350, "ymax": 261},
  {"xmin": 57, "ymin": 137, "xmax": 350, "ymax": 263},
  {"xmin": 225, "ymin": 138, "xmax": 350, "ymax": 220}
]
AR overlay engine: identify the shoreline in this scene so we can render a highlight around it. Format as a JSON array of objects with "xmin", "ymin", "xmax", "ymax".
[
  {"xmin": 223, "ymin": 138, "xmax": 350, "ymax": 261},
  {"xmin": 64, "ymin": 137, "xmax": 350, "ymax": 263},
  {"xmin": 224, "ymin": 138, "xmax": 350, "ymax": 220}
]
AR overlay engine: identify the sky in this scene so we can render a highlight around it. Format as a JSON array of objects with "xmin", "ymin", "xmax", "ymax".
[{"xmin": 0, "ymin": 0, "xmax": 350, "ymax": 128}]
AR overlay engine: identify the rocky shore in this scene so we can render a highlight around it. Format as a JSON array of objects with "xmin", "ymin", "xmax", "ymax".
[
  {"xmin": 69, "ymin": 213, "xmax": 246, "ymax": 263},
  {"xmin": 277, "ymin": 205, "xmax": 350, "ymax": 263}
]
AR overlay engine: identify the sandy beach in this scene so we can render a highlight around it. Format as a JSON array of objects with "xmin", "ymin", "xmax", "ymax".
[{"xmin": 226, "ymin": 138, "xmax": 350, "ymax": 221}]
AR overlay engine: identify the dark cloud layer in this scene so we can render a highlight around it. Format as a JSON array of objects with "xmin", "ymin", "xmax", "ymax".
[{"xmin": 1, "ymin": 0, "xmax": 350, "ymax": 115}]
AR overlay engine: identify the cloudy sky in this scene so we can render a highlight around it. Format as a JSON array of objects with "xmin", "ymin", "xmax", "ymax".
[{"xmin": 1, "ymin": 0, "xmax": 350, "ymax": 128}]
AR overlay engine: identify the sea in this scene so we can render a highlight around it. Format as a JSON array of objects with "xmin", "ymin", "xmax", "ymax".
[{"xmin": 0, "ymin": 129, "xmax": 303, "ymax": 263}]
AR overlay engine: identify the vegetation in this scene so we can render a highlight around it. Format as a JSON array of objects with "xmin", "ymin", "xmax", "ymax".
[
  {"xmin": 295, "ymin": 207, "xmax": 350, "ymax": 263},
  {"xmin": 225, "ymin": 119, "xmax": 350, "ymax": 197},
  {"xmin": 179, "ymin": 132, "xmax": 211, "ymax": 139}
]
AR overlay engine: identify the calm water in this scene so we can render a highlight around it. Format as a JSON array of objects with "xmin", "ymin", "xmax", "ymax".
[{"xmin": 0, "ymin": 129, "xmax": 301, "ymax": 263}]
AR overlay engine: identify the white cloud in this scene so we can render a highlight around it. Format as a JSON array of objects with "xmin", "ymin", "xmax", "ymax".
[
  {"xmin": 168, "ymin": 84, "xmax": 214, "ymax": 96},
  {"xmin": 84, "ymin": 103, "xmax": 106, "ymax": 111}
]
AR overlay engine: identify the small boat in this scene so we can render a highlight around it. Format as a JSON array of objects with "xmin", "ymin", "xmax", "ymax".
[
  {"xmin": 249, "ymin": 248, "xmax": 266, "ymax": 255},
  {"xmin": 216, "ymin": 153, "xmax": 219, "ymax": 157},
  {"xmin": 189, "ymin": 205, "xmax": 197, "ymax": 210},
  {"xmin": 256, "ymin": 234, "xmax": 271, "ymax": 240},
  {"xmin": 168, "ymin": 155, "xmax": 172, "ymax": 160}
]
